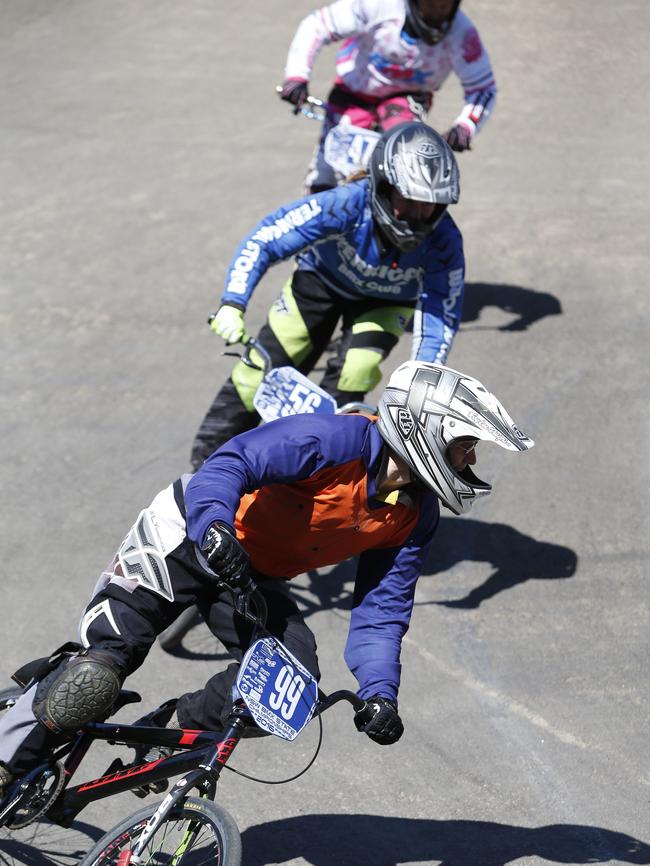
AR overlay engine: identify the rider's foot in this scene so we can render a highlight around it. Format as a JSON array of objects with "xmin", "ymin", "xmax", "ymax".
[
  {"xmin": 0, "ymin": 763, "xmax": 13, "ymax": 800},
  {"xmin": 133, "ymin": 699, "xmax": 181, "ymax": 763}
]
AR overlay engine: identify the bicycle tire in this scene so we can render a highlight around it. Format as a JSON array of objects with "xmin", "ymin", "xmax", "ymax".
[
  {"xmin": 158, "ymin": 605, "xmax": 201, "ymax": 651},
  {"xmin": 79, "ymin": 796, "xmax": 242, "ymax": 866},
  {"xmin": 0, "ymin": 685, "xmax": 99, "ymax": 864}
]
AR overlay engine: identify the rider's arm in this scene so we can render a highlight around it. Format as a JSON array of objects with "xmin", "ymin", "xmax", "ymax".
[
  {"xmin": 284, "ymin": 0, "xmax": 373, "ymax": 82},
  {"xmin": 221, "ymin": 184, "xmax": 362, "ymax": 309},
  {"xmin": 411, "ymin": 216, "xmax": 465, "ymax": 364},
  {"xmin": 184, "ymin": 412, "xmax": 374, "ymax": 545},
  {"xmin": 447, "ymin": 11, "xmax": 497, "ymax": 139},
  {"xmin": 344, "ymin": 495, "xmax": 440, "ymax": 703}
]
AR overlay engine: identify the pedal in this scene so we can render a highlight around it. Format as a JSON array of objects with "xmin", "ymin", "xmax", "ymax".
[{"xmin": 131, "ymin": 778, "xmax": 169, "ymax": 799}]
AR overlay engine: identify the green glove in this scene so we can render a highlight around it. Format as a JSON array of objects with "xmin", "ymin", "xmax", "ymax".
[{"xmin": 209, "ymin": 304, "xmax": 248, "ymax": 345}]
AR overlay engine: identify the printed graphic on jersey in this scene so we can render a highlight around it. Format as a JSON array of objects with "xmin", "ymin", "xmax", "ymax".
[{"xmin": 335, "ymin": 239, "xmax": 422, "ymax": 295}]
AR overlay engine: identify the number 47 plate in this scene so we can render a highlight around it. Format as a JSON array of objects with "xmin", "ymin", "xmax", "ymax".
[{"xmin": 236, "ymin": 637, "xmax": 319, "ymax": 741}]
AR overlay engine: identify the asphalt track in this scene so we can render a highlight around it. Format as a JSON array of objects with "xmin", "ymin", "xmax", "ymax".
[{"xmin": 1, "ymin": 1, "xmax": 649, "ymax": 864}]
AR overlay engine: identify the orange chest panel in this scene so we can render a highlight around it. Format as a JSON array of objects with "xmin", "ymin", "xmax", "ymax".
[{"xmin": 234, "ymin": 461, "xmax": 419, "ymax": 578}]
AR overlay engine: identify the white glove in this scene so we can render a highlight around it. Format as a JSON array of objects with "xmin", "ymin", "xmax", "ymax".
[{"xmin": 209, "ymin": 304, "xmax": 248, "ymax": 345}]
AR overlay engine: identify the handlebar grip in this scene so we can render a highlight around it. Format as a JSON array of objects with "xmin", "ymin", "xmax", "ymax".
[{"xmin": 352, "ymin": 699, "xmax": 374, "ymax": 724}]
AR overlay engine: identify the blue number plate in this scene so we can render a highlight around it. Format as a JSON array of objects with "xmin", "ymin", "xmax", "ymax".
[
  {"xmin": 254, "ymin": 367, "xmax": 337, "ymax": 423},
  {"xmin": 236, "ymin": 637, "xmax": 319, "ymax": 741}
]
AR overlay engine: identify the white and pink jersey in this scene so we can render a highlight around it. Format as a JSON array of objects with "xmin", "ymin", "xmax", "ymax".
[{"xmin": 284, "ymin": 0, "xmax": 496, "ymax": 137}]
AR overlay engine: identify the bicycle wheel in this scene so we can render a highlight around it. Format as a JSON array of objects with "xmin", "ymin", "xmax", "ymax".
[
  {"xmin": 0, "ymin": 686, "xmax": 99, "ymax": 865},
  {"xmin": 158, "ymin": 605, "xmax": 201, "ymax": 651},
  {"xmin": 80, "ymin": 796, "xmax": 241, "ymax": 866}
]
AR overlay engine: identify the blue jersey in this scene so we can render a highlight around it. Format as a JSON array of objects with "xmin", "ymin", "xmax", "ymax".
[
  {"xmin": 222, "ymin": 180, "xmax": 465, "ymax": 363},
  {"xmin": 184, "ymin": 413, "xmax": 440, "ymax": 702}
]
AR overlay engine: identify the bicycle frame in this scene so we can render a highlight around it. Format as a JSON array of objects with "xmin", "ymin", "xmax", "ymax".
[
  {"xmin": 42, "ymin": 687, "xmax": 362, "ymax": 831},
  {"xmin": 45, "ymin": 712, "xmax": 245, "ymax": 828}
]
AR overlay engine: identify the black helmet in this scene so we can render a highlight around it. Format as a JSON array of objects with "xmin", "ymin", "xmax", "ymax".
[
  {"xmin": 405, "ymin": 0, "xmax": 462, "ymax": 45},
  {"xmin": 368, "ymin": 122, "xmax": 460, "ymax": 252}
]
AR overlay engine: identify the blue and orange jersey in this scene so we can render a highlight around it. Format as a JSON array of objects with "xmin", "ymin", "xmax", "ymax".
[{"xmin": 184, "ymin": 413, "xmax": 440, "ymax": 702}]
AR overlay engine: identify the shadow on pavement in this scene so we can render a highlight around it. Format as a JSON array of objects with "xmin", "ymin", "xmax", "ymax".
[
  {"xmin": 0, "ymin": 816, "xmax": 104, "ymax": 866},
  {"xmin": 241, "ymin": 813, "xmax": 650, "ymax": 866},
  {"xmin": 160, "ymin": 518, "xmax": 577, "ymax": 655},
  {"xmin": 461, "ymin": 282, "xmax": 563, "ymax": 332},
  {"xmin": 421, "ymin": 517, "xmax": 577, "ymax": 609}
]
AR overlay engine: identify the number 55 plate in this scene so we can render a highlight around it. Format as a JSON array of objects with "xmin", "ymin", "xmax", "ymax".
[{"xmin": 236, "ymin": 637, "xmax": 319, "ymax": 740}]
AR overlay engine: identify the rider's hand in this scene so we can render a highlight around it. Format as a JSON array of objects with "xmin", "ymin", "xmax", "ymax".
[
  {"xmin": 279, "ymin": 78, "xmax": 309, "ymax": 111},
  {"xmin": 209, "ymin": 304, "xmax": 248, "ymax": 345},
  {"xmin": 201, "ymin": 522, "xmax": 252, "ymax": 590},
  {"xmin": 443, "ymin": 123, "xmax": 472, "ymax": 152},
  {"xmin": 354, "ymin": 696, "xmax": 404, "ymax": 745}
]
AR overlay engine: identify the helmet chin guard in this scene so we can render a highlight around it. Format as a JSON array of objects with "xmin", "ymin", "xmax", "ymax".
[{"xmin": 377, "ymin": 361, "xmax": 534, "ymax": 514}]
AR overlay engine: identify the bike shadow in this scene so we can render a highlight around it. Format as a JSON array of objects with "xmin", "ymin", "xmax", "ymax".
[
  {"xmin": 420, "ymin": 517, "xmax": 578, "ymax": 609},
  {"xmin": 0, "ymin": 816, "xmax": 104, "ymax": 865},
  {"xmin": 461, "ymin": 281, "xmax": 563, "ymax": 332},
  {"xmin": 241, "ymin": 814, "xmax": 650, "ymax": 866}
]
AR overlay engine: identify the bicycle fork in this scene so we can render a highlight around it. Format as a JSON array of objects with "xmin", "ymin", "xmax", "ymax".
[{"xmin": 121, "ymin": 717, "xmax": 246, "ymax": 865}]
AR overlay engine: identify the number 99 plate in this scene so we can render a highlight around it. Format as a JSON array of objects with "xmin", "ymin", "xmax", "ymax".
[{"xmin": 236, "ymin": 637, "xmax": 319, "ymax": 740}]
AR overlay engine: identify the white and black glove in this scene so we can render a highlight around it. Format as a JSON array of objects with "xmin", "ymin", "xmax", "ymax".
[
  {"xmin": 354, "ymin": 696, "xmax": 404, "ymax": 745},
  {"xmin": 201, "ymin": 522, "xmax": 251, "ymax": 590}
]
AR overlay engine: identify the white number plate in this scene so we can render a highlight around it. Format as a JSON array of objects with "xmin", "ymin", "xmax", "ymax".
[
  {"xmin": 254, "ymin": 367, "xmax": 337, "ymax": 423},
  {"xmin": 236, "ymin": 637, "xmax": 319, "ymax": 741}
]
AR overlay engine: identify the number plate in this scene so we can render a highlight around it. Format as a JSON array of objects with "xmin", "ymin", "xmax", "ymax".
[
  {"xmin": 254, "ymin": 367, "xmax": 337, "ymax": 423},
  {"xmin": 323, "ymin": 124, "xmax": 381, "ymax": 176},
  {"xmin": 236, "ymin": 637, "xmax": 319, "ymax": 741}
]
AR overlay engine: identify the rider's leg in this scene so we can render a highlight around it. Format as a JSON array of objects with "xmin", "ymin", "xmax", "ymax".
[
  {"xmin": 176, "ymin": 579, "xmax": 320, "ymax": 731},
  {"xmin": 189, "ymin": 271, "xmax": 342, "ymax": 469},
  {"xmin": 0, "ymin": 482, "xmax": 212, "ymax": 782},
  {"xmin": 319, "ymin": 303, "xmax": 415, "ymax": 405}
]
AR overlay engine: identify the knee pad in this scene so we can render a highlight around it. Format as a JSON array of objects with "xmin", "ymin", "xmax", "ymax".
[
  {"xmin": 32, "ymin": 650, "xmax": 123, "ymax": 733},
  {"xmin": 338, "ymin": 347, "xmax": 384, "ymax": 394}
]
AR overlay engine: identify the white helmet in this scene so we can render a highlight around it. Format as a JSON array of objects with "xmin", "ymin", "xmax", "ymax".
[{"xmin": 377, "ymin": 362, "xmax": 534, "ymax": 514}]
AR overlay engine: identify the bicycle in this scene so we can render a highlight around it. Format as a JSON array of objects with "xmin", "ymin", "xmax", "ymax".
[{"xmin": 0, "ymin": 585, "xmax": 372, "ymax": 865}]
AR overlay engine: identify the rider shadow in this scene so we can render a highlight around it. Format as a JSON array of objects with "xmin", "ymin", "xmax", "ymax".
[
  {"xmin": 163, "ymin": 519, "xmax": 577, "ymax": 657},
  {"xmin": 460, "ymin": 281, "xmax": 563, "ymax": 332},
  {"xmin": 402, "ymin": 281, "xmax": 562, "ymax": 334},
  {"xmin": 421, "ymin": 517, "xmax": 578, "ymax": 609},
  {"xmin": 241, "ymin": 814, "xmax": 650, "ymax": 866}
]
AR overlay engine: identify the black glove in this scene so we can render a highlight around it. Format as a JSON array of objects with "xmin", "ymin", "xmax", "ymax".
[
  {"xmin": 354, "ymin": 696, "xmax": 404, "ymax": 745},
  {"xmin": 201, "ymin": 522, "xmax": 251, "ymax": 589},
  {"xmin": 443, "ymin": 123, "xmax": 472, "ymax": 152},
  {"xmin": 279, "ymin": 78, "xmax": 309, "ymax": 111}
]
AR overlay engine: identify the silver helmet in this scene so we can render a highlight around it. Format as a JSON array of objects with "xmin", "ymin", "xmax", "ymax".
[
  {"xmin": 405, "ymin": 0, "xmax": 462, "ymax": 46},
  {"xmin": 368, "ymin": 122, "xmax": 460, "ymax": 251},
  {"xmin": 377, "ymin": 361, "xmax": 534, "ymax": 514}
]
